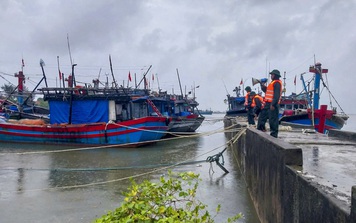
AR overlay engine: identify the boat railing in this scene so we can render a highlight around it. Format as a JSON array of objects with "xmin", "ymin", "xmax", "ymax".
[{"xmin": 39, "ymin": 87, "xmax": 138, "ymax": 101}]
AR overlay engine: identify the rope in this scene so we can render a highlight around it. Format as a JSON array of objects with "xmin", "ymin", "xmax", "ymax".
[
  {"xmin": 0, "ymin": 122, "xmax": 246, "ymax": 192},
  {"xmin": 320, "ymin": 77, "xmax": 347, "ymax": 115},
  {"xmin": 0, "ymin": 123, "xmax": 243, "ymax": 155}
]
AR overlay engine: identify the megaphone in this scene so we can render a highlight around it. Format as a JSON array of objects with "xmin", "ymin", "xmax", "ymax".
[{"xmin": 252, "ymin": 78, "xmax": 268, "ymax": 86}]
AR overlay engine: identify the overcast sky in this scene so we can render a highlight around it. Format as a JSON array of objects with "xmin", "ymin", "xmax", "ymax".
[{"xmin": 0, "ymin": 0, "xmax": 355, "ymax": 114}]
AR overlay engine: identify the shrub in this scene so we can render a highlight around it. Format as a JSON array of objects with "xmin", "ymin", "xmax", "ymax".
[{"xmin": 94, "ymin": 171, "xmax": 242, "ymax": 222}]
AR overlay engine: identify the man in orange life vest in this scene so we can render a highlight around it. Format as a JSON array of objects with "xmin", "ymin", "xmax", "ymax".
[
  {"xmin": 257, "ymin": 69, "xmax": 282, "ymax": 138},
  {"xmin": 244, "ymin": 86, "xmax": 254, "ymax": 125},
  {"xmin": 249, "ymin": 91, "xmax": 264, "ymax": 119}
]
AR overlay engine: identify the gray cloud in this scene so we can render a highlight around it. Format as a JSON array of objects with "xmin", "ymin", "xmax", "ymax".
[{"xmin": 0, "ymin": 0, "xmax": 355, "ymax": 114}]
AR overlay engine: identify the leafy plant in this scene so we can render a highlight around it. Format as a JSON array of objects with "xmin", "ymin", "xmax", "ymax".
[{"xmin": 94, "ymin": 171, "xmax": 242, "ymax": 222}]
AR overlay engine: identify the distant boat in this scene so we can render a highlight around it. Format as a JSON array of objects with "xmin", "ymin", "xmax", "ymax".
[
  {"xmin": 196, "ymin": 109, "xmax": 213, "ymax": 115},
  {"xmin": 279, "ymin": 93, "xmax": 309, "ymax": 118},
  {"xmin": 225, "ymin": 86, "xmax": 247, "ymax": 116},
  {"xmin": 0, "ymin": 65, "xmax": 168, "ymax": 146},
  {"xmin": 142, "ymin": 92, "xmax": 205, "ymax": 133},
  {"xmin": 0, "ymin": 70, "xmax": 50, "ymax": 121},
  {"xmin": 168, "ymin": 97, "xmax": 205, "ymax": 133},
  {"xmin": 279, "ymin": 62, "xmax": 349, "ymax": 132}
]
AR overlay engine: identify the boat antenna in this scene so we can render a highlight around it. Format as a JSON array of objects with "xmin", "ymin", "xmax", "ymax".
[
  {"xmin": 40, "ymin": 59, "xmax": 48, "ymax": 88},
  {"xmin": 57, "ymin": 56, "xmax": 62, "ymax": 88},
  {"xmin": 97, "ymin": 67, "xmax": 102, "ymax": 79},
  {"xmin": 222, "ymin": 79, "xmax": 230, "ymax": 95},
  {"xmin": 136, "ymin": 65, "xmax": 152, "ymax": 88},
  {"xmin": 108, "ymin": 54, "xmax": 118, "ymax": 89},
  {"xmin": 67, "ymin": 34, "xmax": 73, "ymax": 66},
  {"xmin": 283, "ymin": 71, "xmax": 286, "ymax": 97},
  {"xmin": 156, "ymin": 73, "xmax": 161, "ymax": 92},
  {"xmin": 134, "ymin": 73, "xmax": 137, "ymax": 88},
  {"xmin": 176, "ymin": 68, "xmax": 184, "ymax": 97}
]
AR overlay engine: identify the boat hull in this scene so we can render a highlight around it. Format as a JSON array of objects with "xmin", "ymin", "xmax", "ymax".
[
  {"xmin": 225, "ymin": 109, "xmax": 247, "ymax": 117},
  {"xmin": 0, "ymin": 117, "xmax": 168, "ymax": 146},
  {"xmin": 168, "ymin": 116, "xmax": 205, "ymax": 133},
  {"xmin": 279, "ymin": 112, "xmax": 346, "ymax": 131}
]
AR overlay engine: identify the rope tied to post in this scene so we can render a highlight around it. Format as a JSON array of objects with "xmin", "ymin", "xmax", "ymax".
[{"xmin": 206, "ymin": 147, "xmax": 229, "ymax": 174}]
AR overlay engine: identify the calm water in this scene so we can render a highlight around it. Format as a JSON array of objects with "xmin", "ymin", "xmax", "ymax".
[{"xmin": 0, "ymin": 114, "xmax": 259, "ymax": 223}]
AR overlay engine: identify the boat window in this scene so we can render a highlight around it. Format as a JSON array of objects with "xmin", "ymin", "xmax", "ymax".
[{"xmin": 132, "ymin": 102, "xmax": 148, "ymax": 118}]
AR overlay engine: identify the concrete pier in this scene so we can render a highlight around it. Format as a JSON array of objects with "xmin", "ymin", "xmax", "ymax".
[{"xmin": 224, "ymin": 117, "xmax": 356, "ymax": 223}]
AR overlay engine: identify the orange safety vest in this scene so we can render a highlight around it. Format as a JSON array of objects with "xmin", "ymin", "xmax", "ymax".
[
  {"xmin": 251, "ymin": 95, "xmax": 265, "ymax": 108},
  {"xmin": 244, "ymin": 92, "xmax": 250, "ymax": 106},
  {"xmin": 264, "ymin": 80, "xmax": 282, "ymax": 103}
]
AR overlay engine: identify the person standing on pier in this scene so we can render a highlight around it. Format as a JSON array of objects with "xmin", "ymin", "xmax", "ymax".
[
  {"xmin": 244, "ymin": 86, "xmax": 254, "ymax": 125},
  {"xmin": 257, "ymin": 70, "xmax": 282, "ymax": 138},
  {"xmin": 250, "ymin": 91, "xmax": 264, "ymax": 119}
]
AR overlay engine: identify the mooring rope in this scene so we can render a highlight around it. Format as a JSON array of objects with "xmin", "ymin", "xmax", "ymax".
[
  {"xmin": 0, "ymin": 122, "xmax": 242, "ymax": 155},
  {"xmin": 0, "ymin": 122, "xmax": 245, "ymax": 193},
  {"xmin": 1, "ymin": 136, "xmax": 237, "ymax": 192}
]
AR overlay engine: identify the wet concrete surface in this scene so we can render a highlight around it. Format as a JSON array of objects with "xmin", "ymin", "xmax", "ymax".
[
  {"xmin": 0, "ymin": 114, "xmax": 259, "ymax": 223},
  {"xmin": 278, "ymin": 127, "xmax": 356, "ymax": 206}
]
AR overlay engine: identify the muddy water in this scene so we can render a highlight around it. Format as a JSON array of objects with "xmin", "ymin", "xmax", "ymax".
[{"xmin": 0, "ymin": 114, "xmax": 259, "ymax": 223}]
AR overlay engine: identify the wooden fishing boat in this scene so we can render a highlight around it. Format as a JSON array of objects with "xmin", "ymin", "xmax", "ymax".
[
  {"xmin": 167, "ymin": 97, "xmax": 204, "ymax": 133},
  {"xmin": 0, "ymin": 70, "xmax": 50, "ymax": 121},
  {"xmin": 279, "ymin": 62, "xmax": 349, "ymax": 132},
  {"xmin": 196, "ymin": 109, "xmax": 213, "ymax": 115},
  {"xmin": 225, "ymin": 86, "xmax": 247, "ymax": 116},
  {"xmin": 135, "ymin": 93, "xmax": 205, "ymax": 133},
  {"xmin": 0, "ymin": 117, "xmax": 168, "ymax": 146},
  {"xmin": 0, "ymin": 64, "xmax": 168, "ymax": 146},
  {"xmin": 0, "ymin": 87, "xmax": 168, "ymax": 146}
]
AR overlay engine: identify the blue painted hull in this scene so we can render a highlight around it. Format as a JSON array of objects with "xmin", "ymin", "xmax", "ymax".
[
  {"xmin": 0, "ymin": 117, "xmax": 168, "ymax": 146},
  {"xmin": 280, "ymin": 113, "xmax": 346, "ymax": 131}
]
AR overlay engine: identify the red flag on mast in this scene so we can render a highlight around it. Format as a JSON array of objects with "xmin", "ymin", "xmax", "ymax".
[
  {"xmin": 240, "ymin": 78, "xmax": 243, "ymax": 85},
  {"xmin": 128, "ymin": 71, "xmax": 132, "ymax": 82}
]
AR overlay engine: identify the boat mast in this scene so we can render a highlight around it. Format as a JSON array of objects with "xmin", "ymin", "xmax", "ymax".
[
  {"xmin": 176, "ymin": 68, "xmax": 184, "ymax": 98},
  {"xmin": 68, "ymin": 64, "xmax": 77, "ymax": 124},
  {"xmin": 300, "ymin": 72, "xmax": 311, "ymax": 108},
  {"xmin": 309, "ymin": 62, "xmax": 328, "ymax": 110},
  {"xmin": 282, "ymin": 71, "xmax": 286, "ymax": 97},
  {"xmin": 14, "ymin": 71, "xmax": 25, "ymax": 106}
]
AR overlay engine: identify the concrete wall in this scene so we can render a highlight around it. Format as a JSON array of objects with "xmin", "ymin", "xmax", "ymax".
[
  {"xmin": 224, "ymin": 118, "xmax": 356, "ymax": 223},
  {"xmin": 329, "ymin": 129, "xmax": 356, "ymax": 142}
]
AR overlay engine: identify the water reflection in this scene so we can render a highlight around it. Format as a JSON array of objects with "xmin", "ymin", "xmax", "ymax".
[
  {"xmin": 312, "ymin": 146, "xmax": 319, "ymax": 166},
  {"xmin": 0, "ymin": 115, "xmax": 260, "ymax": 223},
  {"xmin": 17, "ymin": 168, "xmax": 24, "ymax": 192}
]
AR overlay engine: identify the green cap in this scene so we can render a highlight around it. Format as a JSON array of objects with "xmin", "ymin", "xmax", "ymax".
[
  {"xmin": 245, "ymin": 86, "xmax": 251, "ymax": 91},
  {"xmin": 269, "ymin": 69, "xmax": 281, "ymax": 77}
]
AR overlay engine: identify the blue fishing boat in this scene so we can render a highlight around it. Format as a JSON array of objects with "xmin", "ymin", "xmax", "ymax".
[
  {"xmin": 0, "ymin": 70, "xmax": 50, "ymax": 121},
  {"xmin": 279, "ymin": 62, "xmax": 349, "ymax": 132},
  {"xmin": 0, "ymin": 62, "xmax": 168, "ymax": 146},
  {"xmin": 196, "ymin": 109, "xmax": 213, "ymax": 115},
  {"xmin": 225, "ymin": 86, "xmax": 247, "ymax": 116},
  {"xmin": 134, "ymin": 92, "xmax": 205, "ymax": 133},
  {"xmin": 167, "ymin": 97, "xmax": 205, "ymax": 133}
]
